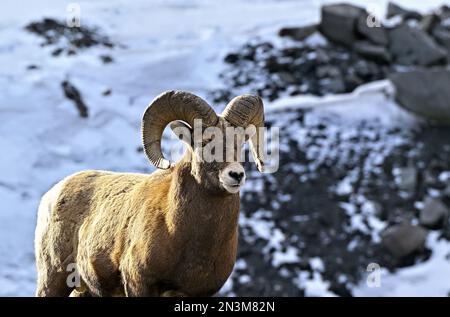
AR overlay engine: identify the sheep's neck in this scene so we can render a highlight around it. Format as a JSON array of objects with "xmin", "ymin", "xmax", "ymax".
[{"xmin": 165, "ymin": 162, "xmax": 240, "ymax": 243}]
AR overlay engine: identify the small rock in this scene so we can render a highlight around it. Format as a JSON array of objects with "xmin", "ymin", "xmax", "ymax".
[
  {"xmin": 102, "ymin": 88, "xmax": 112, "ymax": 96},
  {"xmin": 316, "ymin": 65, "xmax": 341, "ymax": 78},
  {"xmin": 51, "ymin": 48, "xmax": 63, "ymax": 56},
  {"xmin": 264, "ymin": 56, "xmax": 283, "ymax": 73},
  {"xmin": 381, "ymin": 223, "xmax": 427, "ymax": 259},
  {"xmin": 353, "ymin": 60, "xmax": 373, "ymax": 79},
  {"xmin": 100, "ymin": 55, "xmax": 113, "ymax": 64},
  {"xmin": 353, "ymin": 41, "xmax": 391, "ymax": 63},
  {"xmin": 390, "ymin": 69, "xmax": 450, "ymax": 124},
  {"xmin": 278, "ymin": 72, "xmax": 297, "ymax": 85},
  {"xmin": 397, "ymin": 166, "xmax": 418, "ymax": 192},
  {"xmin": 320, "ymin": 3, "xmax": 366, "ymax": 47},
  {"xmin": 224, "ymin": 53, "xmax": 239, "ymax": 64},
  {"xmin": 386, "ymin": 2, "xmax": 422, "ymax": 20},
  {"xmin": 388, "ymin": 24, "xmax": 447, "ymax": 66},
  {"xmin": 26, "ymin": 64, "xmax": 39, "ymax": 70},
  {"xmin": 62, "ymin": 80, "xmax": 89, "ymax": 118},
  {"xmin": 279, "ymin": 24, "xmax": 318, "ymax": 42},
  {"xmin": 420, "ymin": 197, "xmax": 449, "ymax": 229},
  {"xmin": 321, "ymin": 77, "xmax": 345, "ymax": 94}
]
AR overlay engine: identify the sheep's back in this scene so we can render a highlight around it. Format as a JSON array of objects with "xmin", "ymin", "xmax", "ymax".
[{"xmin": 41, "ymin": 170, "xmax": 150, "ymax": 270}]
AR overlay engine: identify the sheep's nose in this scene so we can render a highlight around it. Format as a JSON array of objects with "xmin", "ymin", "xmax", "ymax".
[{"xmin": 229, "ymin": 171, "xmax": 244, "ymax": 182}]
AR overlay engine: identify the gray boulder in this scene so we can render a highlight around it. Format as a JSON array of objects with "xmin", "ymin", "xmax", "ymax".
[
  {"xmin": 444, "ymin": 185, "xmax": 450, "ymax": 198},
  {"xmin": 386, "ymin": 2, "xmax": 422, "ymax": 20},
  {"xmin": 381, "ymin": 223, "xmax": 427, "ymax": 259},
  {"xmin": 279, "ymin": 24, "xmax": 318, "ymax": 41},
  {"xmin": 432, "ymin": 25, "xmax": 450, "ymax": 54},
  {"xmin": 353, "ymin": 41, "xmax": 391, "ymax": 63},
  {"xmin": 390, "ymin": 69, "xmax": 450, "ymax": 124},
  {"xmin": 388, "ymin": 24, "xmax": 447, "ymax": 66},
  {"xmin": 420, "ymin": 197, "xmax": 449, "ymax": 229},
  {"xmin": 320, "ymin": 3, "xmax": 366, "ymax": 47},
  {"xmin": 420, "ymin": 13, "xmax": 441, "ymax": 33}
]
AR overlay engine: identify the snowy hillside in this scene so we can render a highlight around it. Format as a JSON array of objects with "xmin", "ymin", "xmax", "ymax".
[{"xmin": 0, "ymin": 0, "xmax": 449, "ymax": 296}]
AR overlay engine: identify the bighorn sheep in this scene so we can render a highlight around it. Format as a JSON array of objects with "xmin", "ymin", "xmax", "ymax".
[{"xmin": 35, "ymin": 91, "xmax": 265, "ymax": 297}]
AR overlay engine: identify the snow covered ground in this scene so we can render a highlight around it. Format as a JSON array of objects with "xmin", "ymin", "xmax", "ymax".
[{"xmin": 0, "ymin": 0, "xmax": 448, "ymax": 296}]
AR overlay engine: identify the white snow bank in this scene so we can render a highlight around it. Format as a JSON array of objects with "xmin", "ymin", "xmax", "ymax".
[
  {"xmin": 354, "ymin": 232, "xmax": 450, "ymax": 297},
  {"xmin": 268, "ymin": 79, "xmax": 423, "ymax": 128}
]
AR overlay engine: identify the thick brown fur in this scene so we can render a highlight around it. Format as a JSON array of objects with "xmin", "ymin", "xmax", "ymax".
[{"xmin": 35, "ymin": 150, "xmax": 240, "ymax": 297}]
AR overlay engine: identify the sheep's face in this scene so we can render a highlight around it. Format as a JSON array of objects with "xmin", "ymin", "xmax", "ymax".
[{"xmin": 171, "ymin": 118, "xmax": 254, "ymax": 194}]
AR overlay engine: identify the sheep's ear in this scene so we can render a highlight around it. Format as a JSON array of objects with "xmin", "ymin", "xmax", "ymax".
[{"xmin": 170, "ymin": 120, "xmax": 193, "ymax": 147}]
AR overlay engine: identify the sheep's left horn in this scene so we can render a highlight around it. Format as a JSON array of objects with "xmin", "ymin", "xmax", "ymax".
[
  {"xmin": 222, "ymin": 95, "xmax": 265, "ymax": 172},
  {"xmin": 142, "ymin": 91, "xmax": 218, "ymax": 169}
]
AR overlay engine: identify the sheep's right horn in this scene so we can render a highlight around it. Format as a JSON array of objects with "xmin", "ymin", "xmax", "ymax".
[
  {"xmin": 142, "ymin": 91, "xmax": 218, "ymax": 169},
  {"xmin": 222, "ymin": 95, "xmax": 265, "ymax": 172}
]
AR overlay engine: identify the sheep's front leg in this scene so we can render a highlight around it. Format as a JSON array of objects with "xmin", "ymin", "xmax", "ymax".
[
  {"xmin": 69, "ymin": 283, "xmax": 91, "ymax": 297},
  {"xmin": 69, "ymin": 289, "xmax": 91, "ymax": 297},
  {"xmin": 121, "ymin": 269, "xmax": 158, "ymax": 297}
]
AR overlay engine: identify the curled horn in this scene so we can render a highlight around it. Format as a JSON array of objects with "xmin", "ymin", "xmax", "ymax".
[
  {"xmin": 142, "ymin": 90, "xmax": 218, "ymax": 169},
  {"xmin": 222, "ymin": 94, "xmax": 265, "ymax": 172}
]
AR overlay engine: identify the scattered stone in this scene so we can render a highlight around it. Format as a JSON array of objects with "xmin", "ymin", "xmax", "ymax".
[
  {"xmin": 397, "ymin": 166, "xmax": 418, "ymax": 192},
  {"xmin": 51, "ymin": 48, "xmax": 63, "ymax": 57},
  {"xmin": 315, "ymin": 65, "xmax": 341, "ymax": 78},
  {"xmin": 25, "ymin": 18, "xmax": 114, "ymax": 55},
  {"xmin": 353, "ymin": 41, "xmax": 391, "ymax": 63},
  {"xmin": 320, "ymin": 3, "xmax": 366, "ymax": 47},
  {"xmin": 26, "ymin": 64, "xmax": 39, "ymax": 70},
  {"xmin": 321, "ymin": 77, "xmax": 346, "ymax": 94},
  {"xmin": 100, "ymin": 55, "xmax": 113, "ymax": 64},
  {"xmin": 61, "ymin": 80, "xmax": 89, "ymax": 118},
  {"xmin": 388, "ymin": 24, "xmax": 447, "ymax": 66},
  {"xmin": 224, "ymin": 53, "xmax": 240, "ymax": 64},
  {"xmin": 381, "ymin": 223, "xmax": 427, "ymax": 259},
  {"xmin": 390, "ymin": 69, "xmax": 450, "ymax": 124},
  {"xmin": 102, "ymin": 88, "xmax": 112, "ymax": 96},
  {"xmin": 278, "ymin": 72, "xmax": 297, "ymax": 84},
  {"xmin": 386, "ymin": 2, "xmax": 422, "ymax": 20},
  {"xmin": 420, "ymin": 197, "xmax": 449, "ymax": 229},
  {"xmin": 279, "ymin": 24, "xmax": 318, "ymax": 42}
]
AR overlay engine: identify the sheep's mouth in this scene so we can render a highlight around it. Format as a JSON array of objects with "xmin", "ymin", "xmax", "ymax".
[
  {"xmin": 219, "ymin": 180, "xmax": 243, "ymax": 194},
  {"xmin": 224, "ymin": 181, "xmax": 241, "ymax": 188}
]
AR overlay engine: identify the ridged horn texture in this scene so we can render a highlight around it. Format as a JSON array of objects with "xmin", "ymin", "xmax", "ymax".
[
  {"xmin": 142, "ymin": 90, "xmax": 218, "ymax": 169},
  {"xmin": 222, "ymin": 94, "xmax": 265, "ymax": 172}
]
